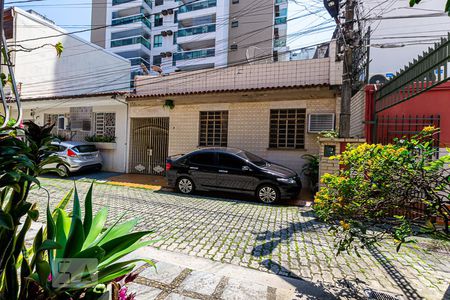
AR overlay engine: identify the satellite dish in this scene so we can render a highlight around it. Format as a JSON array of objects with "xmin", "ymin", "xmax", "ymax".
[{"xmin": 369, "ymin": 74, "xmax": 387, "ymax": 85}]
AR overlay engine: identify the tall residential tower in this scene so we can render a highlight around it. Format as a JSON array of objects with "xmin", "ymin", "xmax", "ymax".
[{"xmin": 91, "ymin": 0, "xmax": 290, "ymax": 76}]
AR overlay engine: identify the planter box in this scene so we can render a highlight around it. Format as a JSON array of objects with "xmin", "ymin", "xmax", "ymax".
[{"xmin": 94, "ymin": 142, "xmax": 117, "ymax": 150}]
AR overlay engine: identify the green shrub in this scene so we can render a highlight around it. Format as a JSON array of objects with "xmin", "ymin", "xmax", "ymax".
[
  {"xmin": 314, "ymin": 127, "xmax": 450, "ymax": 255},
  {"xmin": 85, "ymin": 135, "xmax": 116, "ymax": 143}
]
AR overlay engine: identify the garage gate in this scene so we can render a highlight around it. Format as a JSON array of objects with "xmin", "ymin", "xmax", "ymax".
[{"xmin": 128, "ymin": 117, "xmax": 169, "ymax": 175}]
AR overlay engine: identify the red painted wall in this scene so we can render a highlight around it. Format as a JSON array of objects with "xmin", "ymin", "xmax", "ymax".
[{"xmin": 376, "ymin": 82, "xmax": 450, "ymax": 147}]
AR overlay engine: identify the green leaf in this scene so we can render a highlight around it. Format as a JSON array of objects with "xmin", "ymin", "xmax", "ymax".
[
  {"xmin": 63, "ymin": 217, "xmax": 85, "ymax": 258},
  {"xmin": 47, "ymin": 200, "xmax": 56, "ymax": 241},
  {"xmin": 38, "ymin": 240, "xmax": 62, "ymax": 252},
  {"xmin": 36, "ymin": 259, "xmax": 51, "ymax": 286},
  {"xmin": 99, "ymin": 240, "xmax": 156, "ymax": 268},
  {"xmin": 100, "ymin": 231, "xmax": 153, "ymax": 261},
  {"xmin": 83, "ymin": 182, "xmax": 94, "ymax": 235},
  {"xmin": 73, "ymin": 246, "xmax": 105, "ymax": 261},
  {"xmin": 97, "ymin": 219, "xmax": 138, "ymax": 247},
  {"xmin": 54, "ymin": 189, "xmax": 73, "ymax": 214},
  {"xmin": 97, "ymin": 265, "xmax": 135, "ymax": 285},
  {"xmin": 0, "ymin": 210, "xmax": 14, "ymax": 229},
  {"xmin": 83, "ymin": 207, "xmax": 108, "ymax": 250},
  {"xmin": 55, "ymin": 209, "xmax": 70, "ymax": 258}
]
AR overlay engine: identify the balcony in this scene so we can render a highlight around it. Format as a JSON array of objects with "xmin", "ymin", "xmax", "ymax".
[
  {"xmin": 178, "ymin": 0, "xmax": 216, "ymax": 13},
  {"xmin": 178, "ymin": 24, "xmax": 215, "ymax": 37},
  {"xmin": 174, "ymin": 48, "xmax": 215, "ymax": 62},
  {"xmin": 111, "ymin": 14, "xmax": 151, "ymax": 30},
  {"xmin": 112, "ymin": 0, "xmax": 152, "ymax": 7},
  {"xmin": 129, "ymin": 57, "xmax": 150, "ymax": 67},
  {"xmin": 275, "ymin": 17, "xmax": 287, "ymax": 25},
  {"xmin": 111, "ymin": 36, "xmax": 151, "ymax": 50}
]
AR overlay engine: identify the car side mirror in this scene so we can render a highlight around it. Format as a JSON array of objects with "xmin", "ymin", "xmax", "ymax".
[{"xmin": 242, "ymin": 165, "xmax": 252, "ymax": 172}]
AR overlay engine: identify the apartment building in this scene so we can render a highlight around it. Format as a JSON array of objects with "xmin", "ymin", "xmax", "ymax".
[{"xmin": 91, "ymin": 0, "xmax": 292, "ymax": 76}]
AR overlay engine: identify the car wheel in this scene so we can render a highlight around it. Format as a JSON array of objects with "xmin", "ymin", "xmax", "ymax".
[
  {"xmin": 177, "ymin": 177, "xmax": 195, "ymax": 194},
  {"xmin": 256, "ymin": 185, "xmax": 279, "ymax": 204},
  {"xmin": 57, "ymin": 164, "xmax": 69, "ymax": 177}
]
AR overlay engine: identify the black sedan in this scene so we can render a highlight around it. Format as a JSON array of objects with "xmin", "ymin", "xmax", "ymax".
[{"xmin": 165, "ymin": 148, "xmax": 302, "ymax": 203}]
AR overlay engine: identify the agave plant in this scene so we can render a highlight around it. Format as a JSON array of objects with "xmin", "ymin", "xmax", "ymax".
[{"xmin": 23, "ymin": 183, "xmax": 155, "ymax": 299}]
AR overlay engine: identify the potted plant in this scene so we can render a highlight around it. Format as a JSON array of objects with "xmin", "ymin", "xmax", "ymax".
[
  {"xmin": 85, "ymin": 135, "xmax": 117, "ymax": 150},
  {"xmin": 301, "ymin": 154, "xmax": 319, "ymax": 195}
]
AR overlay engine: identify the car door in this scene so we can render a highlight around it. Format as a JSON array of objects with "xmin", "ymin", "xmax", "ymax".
[
  {"xmin": 187, "ymin": 152, "xmax": 219, "ymax": 189},
  {"xmin": 45, "ymin": 144, "xmax": 66, "ymax": 169},
  {"xmin": 216, "ymin": 153, "xmax": 259, "ymax": 192}
]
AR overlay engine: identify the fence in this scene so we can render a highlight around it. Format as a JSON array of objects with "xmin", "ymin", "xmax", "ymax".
[{"xmin": 374, "ymin": 114, "xmax": 440, "ymax": 150}]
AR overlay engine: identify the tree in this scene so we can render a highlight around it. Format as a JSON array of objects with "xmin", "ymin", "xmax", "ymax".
[{"xmin": 410, "ymin": 0, "xmax": 450, "ymax": 15}]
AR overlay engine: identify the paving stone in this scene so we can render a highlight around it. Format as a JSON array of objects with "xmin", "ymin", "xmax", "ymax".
[
  {"xmin": 140, "ymin": 262, "xmax": 185, "ymax": 284},
  {"xmin": 221, "ymin": 278, "xmax": 268, "ymax": 300},
  {"xmin": 165, "ymin": 293, "xmax": 197, "ymax": 300},
  {"xmin": 179, "ymin": 271, "xmax": 223, "ymax": 295},
  {"xmin": 126, "ymin": 283, "xmax": 162, "ymax": 299}
]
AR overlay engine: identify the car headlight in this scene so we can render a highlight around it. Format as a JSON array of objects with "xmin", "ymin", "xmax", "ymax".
[{"xmin": 277, "ymin": 177, "xmax": 296, "ymax": 184}]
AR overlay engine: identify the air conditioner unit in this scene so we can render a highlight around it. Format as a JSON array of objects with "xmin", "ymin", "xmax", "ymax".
[
  {"xmin": 369, "ymin": 74, "xmax": 388, "ymax": 85},
  {"xmin": 167, "ymin": 8, "xmax": 174, "ymax": 15},
  {"xmin": 166, "ymin": 30, "xmax": 173, "ymax": 36},
  {"xmin": 161, "ymin": 31, "xmax": 167, "ymax": 37},
  {"xmin": 161, "ymin": 9, "xmax": 168, "ymax": 15},
  {"xmin": 308, "ymin": 113, "xmax": 335, "ymax": 133}
]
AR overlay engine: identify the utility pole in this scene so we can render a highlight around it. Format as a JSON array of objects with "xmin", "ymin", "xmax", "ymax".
[{"xmin": 339, "ymin": 0, "xmax": 355, "ymax": 138}]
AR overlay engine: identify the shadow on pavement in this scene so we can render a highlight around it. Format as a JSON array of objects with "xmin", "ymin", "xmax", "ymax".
[
  {"xmin": 259, "ymin": 259, "xmax": 338, "ymax": 299},
  {"xmin": 41, "ymin": 171, "xmax": 122, "ymax": 181},
  {"xmin": 368, "ymin": 246, "xmax": 423, "ymax": 300}
]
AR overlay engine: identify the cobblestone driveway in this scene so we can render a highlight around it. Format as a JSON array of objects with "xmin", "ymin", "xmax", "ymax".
[{"xmin": 30, "ymin": 178, "xmax": 450, "ymax": 299}]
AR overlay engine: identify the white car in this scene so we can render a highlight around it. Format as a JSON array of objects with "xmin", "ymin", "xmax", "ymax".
[{"xmin": 48, "ymin": 141, "xmax": 103, "ymax": 176}]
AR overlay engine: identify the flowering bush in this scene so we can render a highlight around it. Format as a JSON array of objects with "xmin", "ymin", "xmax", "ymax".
[{"xmin": 314, "ymin": 127, "xmax": 450, "ymax": 255}]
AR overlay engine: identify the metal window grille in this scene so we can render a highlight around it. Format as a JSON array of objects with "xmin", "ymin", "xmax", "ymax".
[
  {"xmin": 199, "ymin": 111, "xmax": 228, "ymax": 147},
  {"xmin": 95, "ymin": 113, "xmax": 116, "ymax": 137},
  {"xmin": 308, "ymin": 113, "xmax": 335, "ymax": 133},
  {"xmin": 269, "ymin": 109, "xmax": 306, "ymax": 149}
]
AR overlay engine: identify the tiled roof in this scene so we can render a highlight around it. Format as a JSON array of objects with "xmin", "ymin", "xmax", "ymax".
[{"xmin": 128, "ymin": 83, "xmax": 330, "ymax": 99}]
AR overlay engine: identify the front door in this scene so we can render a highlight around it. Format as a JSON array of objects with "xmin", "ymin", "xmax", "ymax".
[{"xmin": 129, "ymin": 117, "xmax": 169, "ymax": 175}]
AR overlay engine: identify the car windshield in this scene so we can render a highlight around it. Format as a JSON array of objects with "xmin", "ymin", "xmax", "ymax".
[
  {"xmin": 72, "ymin": 145, "xmax": 98, "ymax": 153},
  {"xmin": 236, "ymin": 151, "xmax": 268, "ymax": 167}
]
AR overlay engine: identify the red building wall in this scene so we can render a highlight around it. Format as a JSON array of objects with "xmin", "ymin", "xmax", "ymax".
[{"xmin": 366, "ymin": 82, "xmax": 450, "ymax": 147}]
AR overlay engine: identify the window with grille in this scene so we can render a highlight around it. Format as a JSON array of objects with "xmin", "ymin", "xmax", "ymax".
[
  {"xmin": 95, "ymin": 113, "xmax": 116, "ymax": 137},
  {"xmin": 269, "ymin": 109, "xmax": 306, "ymax": 149},
  {"xmin": 199, "ymin": 111, "xmax": 228, "ymax": 147}
]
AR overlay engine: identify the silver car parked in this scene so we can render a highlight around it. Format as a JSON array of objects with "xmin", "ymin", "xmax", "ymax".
[{"xmin": 48, "ymin": 141, "xmax": 103, "ymax": 176}]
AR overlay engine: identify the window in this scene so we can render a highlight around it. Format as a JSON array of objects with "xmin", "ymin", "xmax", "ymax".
[
  {"xmin": 155, "ymin": 0, "xmax": 163, "ymax": 6},
  {"xmin": 189, "ymin": 153, "xmax": 216, "ymax": 166},
  {"xmin": 95, "ymin": 112, "xmax": 116, "ymax": 137},
  {"xmin": 231, "ymin": 20, "xmax": 239, "ymax": 28},
  {"xmin": 153, "ymin": 55, "xmax": 162, "ymax": 66},
  {"xmin": 173, "ymin": 31, "xmax": 177, "ymax": 44},
  {"xmin": 174, "ymin": 10, "xmax": 178, "ymax": 23},
  {"xmin": 232, "ymin": 0, "xmax": 239, "ymax": 3},
  {"xmin": 269, "ymin": 109, "xmax": 306, "ymax": 149},
  {"xmin": 154, "ymin": 13, "xmax": 163, "ymax": 27},
  {"xmin": 273, "ymin": 50, "xmax": 278, "ymax": 62},
  {"xmin": 154, "ymin": 34, "xmax": 163, "ymax": 47},
  {"xmin": 230, "ymin": 44, "xmax": 238, "ymax": 51},
  {"xmin": 73, "ymin": 145, "xmax": 98, "ymax": 153},
  {"xmin": 199, "ymin": 111, "xmax": 228, "ymax": 147},
  {"xmin": 218, "ymin": 153, "xmax": 244, "ymax": 169}
]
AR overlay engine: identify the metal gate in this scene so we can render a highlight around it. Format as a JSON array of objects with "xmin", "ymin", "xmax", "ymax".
[{"xmin": 129, "ymin": 118, "xmax": 169, "ymax": 175}]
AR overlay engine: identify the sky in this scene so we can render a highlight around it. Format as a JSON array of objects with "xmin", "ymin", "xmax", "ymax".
[{"xmin": 10, "ymin": 0, "xmax": 335, "ymax": 49}]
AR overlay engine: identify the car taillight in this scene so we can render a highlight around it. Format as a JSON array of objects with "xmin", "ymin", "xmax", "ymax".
[
  {"xmin": 67, "ymin": 149, "xmax": 77, "ymax": 157},
  {"xmin": 166, "ymin": 162, "xmax": 172, "ymax": 171}
]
